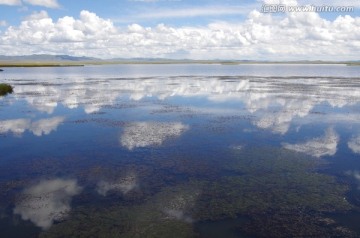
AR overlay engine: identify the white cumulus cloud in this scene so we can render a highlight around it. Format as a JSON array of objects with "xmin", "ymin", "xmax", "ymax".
[{"xmin": 0, "ymin": 7, "xmax": 359, "ymax": 59}]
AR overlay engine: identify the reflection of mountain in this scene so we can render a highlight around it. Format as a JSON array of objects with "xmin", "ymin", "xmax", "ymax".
[
  {"xmin": 0, "ymin": 117, "xmax": 65, "ymax": 136},
  {"xmin": 120, "ymin": 122, "xmax": 189, "ymax": 150},
  {"xmin": 14, "ymin": 179, "xmax": 82, "ymax": 230},
  {"xmin": 10, "ymin": 76, "xmax": 360, "ymax": 134},
  {"xmin": 348, "ymin": 136, "xmax": 360, "ymax": 154},
  {"xmin": 282, "ymin": 128, "xmax": 339, "ymax": 158}
]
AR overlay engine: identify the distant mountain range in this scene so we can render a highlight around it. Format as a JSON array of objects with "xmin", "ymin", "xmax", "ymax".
[
  {"xmin": 0, "ymin": 54, "xmax": 193, "ymax": 62},
  {"xmin": 0, "ymin": 54, "xmax": 359, "ymax": 64},
  {"xmin": 0, "ymin": 54, "xmax": 100, "ymax": 62}
]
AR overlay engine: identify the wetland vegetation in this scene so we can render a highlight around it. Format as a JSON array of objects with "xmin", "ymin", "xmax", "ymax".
[
  {"xmin": 0, "ymin": 83, "xmax": 13, "ymax": 96},
  {"xmin": 23, "ymin": 147, "xmax": 353, "ymax": 238}
]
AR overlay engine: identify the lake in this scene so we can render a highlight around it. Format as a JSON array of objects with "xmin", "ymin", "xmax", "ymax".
[{"xmin": 1, "ymin": 64, "xmax": 360, "ymax": 237}]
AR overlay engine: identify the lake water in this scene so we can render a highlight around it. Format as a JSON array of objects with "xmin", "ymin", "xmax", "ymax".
[{"xmin": 1, "ymin": 64, "xmax": 360, "ymax": 237}]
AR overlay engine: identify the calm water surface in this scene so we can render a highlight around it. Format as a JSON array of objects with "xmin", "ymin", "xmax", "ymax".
[{"xmin": 1, "ymin": 64, "xmax": 360, "ymax": 237}]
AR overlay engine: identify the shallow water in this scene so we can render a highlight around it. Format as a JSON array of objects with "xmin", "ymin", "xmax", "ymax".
[{"xmin": 1, "ymin": 64, "xmax": 360, "ymax": 237}]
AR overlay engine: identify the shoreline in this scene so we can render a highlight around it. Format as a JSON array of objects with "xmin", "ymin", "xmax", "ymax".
[{"xmin": 0, "ymin": 60, "xmax": 359, "ymax": 67}]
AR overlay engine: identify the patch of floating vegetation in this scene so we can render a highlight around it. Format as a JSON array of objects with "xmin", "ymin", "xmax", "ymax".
[
  {"xmin": 32, "ymin": 147, "xmax": 356, "ymax": 237},
  {"xmin": 0, "ymin": 83, "xmax": 13, "ymax": 96}
]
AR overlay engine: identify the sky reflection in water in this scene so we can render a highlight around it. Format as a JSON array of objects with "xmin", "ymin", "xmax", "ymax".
[{"xmin": 1, "ymin": 64, "xmax": 360, "ymax": 236}]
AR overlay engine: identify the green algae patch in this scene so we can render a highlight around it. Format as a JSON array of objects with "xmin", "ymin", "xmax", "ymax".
[{"xmin": 0, "ymin": 83, "xmax": 13, "ymax": 96}]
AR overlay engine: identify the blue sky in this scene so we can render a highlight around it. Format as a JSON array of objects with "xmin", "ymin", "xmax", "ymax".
[
  {"xmin": 0, "ymin": 0, "xmax": 256, "ymax": 26},
  {"xmin": 0, "ymin": 0, "xmax": 359, "ymax": 60}
]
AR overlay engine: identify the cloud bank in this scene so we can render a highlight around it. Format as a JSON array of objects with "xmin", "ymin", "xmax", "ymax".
[{"xmin": 0, "ymin": 5, "xmax": 359, "ymax": 59}]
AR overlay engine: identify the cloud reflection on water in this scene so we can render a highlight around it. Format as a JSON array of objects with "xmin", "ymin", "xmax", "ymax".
[
  {"xmin": 0, "ymin": 117, "xmax": 65, "ymax": 136},
  {"xmin": 96, "ymin": 172, "xmax": 137, "ymax": 196},
  {"xmin": 8, "ymin": 76, "xmax": 360, "ymax": 135},
  {"xmin": 120, "ymin": 121, "xmax": 189, "ymax": 150},
  {"xmin": 14, "ymin": 179, "xmax": 82, "ymax": 230},
  {"xmin": 282, "ymin": 128, "xmax": 339, "ymax": 158},
  {"xmin": 164, "ymin": 209, "xmax": 193, "ymax": 223},
  {"xmin": 348, "ymin": 136, "xmax": 360, "ymax": 154},
  {"xmin": 160, "ymin": 187, "xmax": 200, "ymax": 224}
]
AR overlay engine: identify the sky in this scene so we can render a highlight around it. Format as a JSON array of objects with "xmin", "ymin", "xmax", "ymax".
[{"xmin": 0, "ymin": 0, "xmax": 359, "ymax": 60}]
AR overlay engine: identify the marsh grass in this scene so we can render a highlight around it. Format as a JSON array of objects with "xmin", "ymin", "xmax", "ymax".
[{"xmin": 0, "ymin": 83, "xmax": 13, "ymax": 96}]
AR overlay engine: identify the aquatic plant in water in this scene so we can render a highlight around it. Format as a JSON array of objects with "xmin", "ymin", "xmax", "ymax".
[
  {"xmin": 39, "ymin": 184, "xmax": 200, "ymax": 238},
  {"xmin": 36, "ymin": 147, "xmax": 355, "ymax": 237},
  {"xmin": 0, "ymin": 83, "xmax": 13, "ymax": 96}
]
